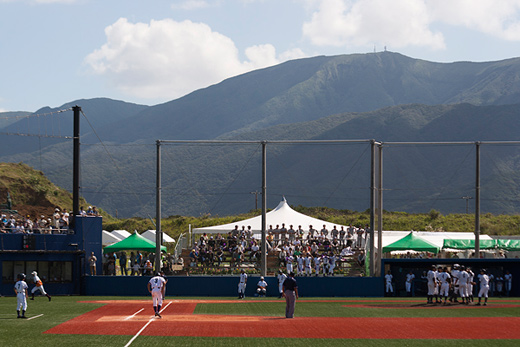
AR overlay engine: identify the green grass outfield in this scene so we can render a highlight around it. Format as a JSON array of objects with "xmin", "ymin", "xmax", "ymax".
[{"xmin": 1, "ymin": 296, "xmax": 519, "ymax": 347}]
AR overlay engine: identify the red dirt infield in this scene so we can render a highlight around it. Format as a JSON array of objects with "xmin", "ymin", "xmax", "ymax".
[{"xmin": 44, "ymin": 299, "xmax": 520, "ymax": 339}]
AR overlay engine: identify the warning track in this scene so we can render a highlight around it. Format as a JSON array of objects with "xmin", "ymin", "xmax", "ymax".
[{"xmin": 44, "ymin": 300, "xmax": 520, "ymax": 339}]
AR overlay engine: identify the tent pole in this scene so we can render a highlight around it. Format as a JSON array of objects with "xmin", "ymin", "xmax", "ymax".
[
  {"xmin": 261, "ymin": 141, "xmax": 267, "ymax": 277},
  {"xmin": 155, "ymin": 140, "xmax": 162, "ymax": 273}
]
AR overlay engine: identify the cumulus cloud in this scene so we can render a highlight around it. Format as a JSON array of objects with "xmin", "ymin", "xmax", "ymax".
[
  {"xmin": 427, "ymin": 0, "xmax": 520, "ymax": 41},
  {"xmin": 303, "ymin": 0, "xmax": 520, "ymax": 50},
  {"xmin": 85, "ymin": 18, "xmax": 306, "ymax": 100},
  {"xmin": 303, "ymin": 0, "xmax": 445, "ymax": 50}
]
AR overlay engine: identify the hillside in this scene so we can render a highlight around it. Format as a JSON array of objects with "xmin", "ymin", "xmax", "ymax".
[{"xmin": 0, "ymin": 162, "xmax": 89, "ymax": 218}]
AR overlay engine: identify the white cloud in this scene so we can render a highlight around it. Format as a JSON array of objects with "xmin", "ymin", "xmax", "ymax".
[
  {"xmin": 303, "ymin": 0, "xmax": 520, "ymax": 51},
  {"xmin": 427, "ymin": 0, "xmax": 520, "ymax": 41},
  {"xmin": 171, "ymin": 0, "xmax": 212, "ymax": 10},
  {"xmin": 85, "ymin": 18, "xmax": 306, "ymax": 100},
  {"xmin": 303, "ymin": 0, "xmax": 445, "ymax": 50}
]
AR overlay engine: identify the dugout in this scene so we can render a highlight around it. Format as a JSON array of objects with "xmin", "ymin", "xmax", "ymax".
[
  {"xmin": 0, "ymin": 216, "xmax": 102, "ymax": 296},
  {"xmin": 382, "ymin": 258, "xmax": 520, "ymax": 297}
]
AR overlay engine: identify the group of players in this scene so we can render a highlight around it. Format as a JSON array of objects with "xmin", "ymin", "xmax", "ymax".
[
  {"xmin": 425, "ymin": 264, "xmax": 492, "ymax": 306},
  {"xmin": 13, "ymin": 271, "xmax": 51, "ymax": 319}
]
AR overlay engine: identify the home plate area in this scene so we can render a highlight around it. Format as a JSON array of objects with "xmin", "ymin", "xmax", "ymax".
[{"xmin": 44, "ymin": 300, "xmax": 520, "ymax": 339}]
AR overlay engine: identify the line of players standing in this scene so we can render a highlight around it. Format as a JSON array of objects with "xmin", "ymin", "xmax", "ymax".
[{"xmin": 425, "ymin": 264, "xmax": 508, "ymax": 306}]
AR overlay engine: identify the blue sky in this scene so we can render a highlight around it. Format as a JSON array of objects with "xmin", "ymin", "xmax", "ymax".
[{"xmin": 2, "ymin": 0, "xmax": 520, "ymax": 112}]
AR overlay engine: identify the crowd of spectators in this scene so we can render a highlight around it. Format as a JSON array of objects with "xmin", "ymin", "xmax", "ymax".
[
  {"xmin": 186, "ymin": 223, "xmax": 369, "ymax": 275},
  {"xmin": 102, "ymin": 251, "xmax": 180, "ymax": 276},
  {"xmin": 0, "ymin": 205, "xmax": 100, "ymax": 234}
]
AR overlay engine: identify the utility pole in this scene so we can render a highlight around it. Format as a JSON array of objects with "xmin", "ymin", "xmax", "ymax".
[
  {"xmin": 250, "ymin": 191, "xmax": 260, "ymax": 210},
  {"xmin": 461, "ymin": 196, "xmax": 473, "ymax": 214}
]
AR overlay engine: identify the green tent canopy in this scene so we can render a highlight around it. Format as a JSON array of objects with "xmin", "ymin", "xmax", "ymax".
[
  {"xmin": 496, "ymin": 239, "xmax": 520, "ymax": 251},
  {"xmin": 383, "ymin": 232, "xmax": 440, "ymax": 254},
  {"xmin": 103, "ymin": 231, "xmax": 167, "ymax": 253},
  {"xmin": 442, "ymin": 239, "xmax": 496, "ymax": 250}
]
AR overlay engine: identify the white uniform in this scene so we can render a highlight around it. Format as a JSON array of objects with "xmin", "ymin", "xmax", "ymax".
[
  {"xmin": 451, "ymin": 269, "xmax": 460, "ymax": 295},
  {"xmin": 296, "ymin": 256, "xmax": 304, "ymax": 275},
  {"xmin": 478, "ymin": 273, "xmax": 490, "ymax": 298},
  {"xmin": 458, "ymin": 270, "xmax": 469, "ymax": 298},
  {"xmin": 467, "ymin": 269, "xmax": 475, "ymax": 298},
  {"xmin": 314, "ymin": 256, "xmax": 321, "ymax": 276},
  {"xmin": 256, "ymin": 279, "xmax": 267, "ymax": 296},
  {"xmin": 148, "ymin": 275, "xmax": 166, "ymax": 308},
  {"xmin": 31, "ymin": 273, "xmax": 48, "ymax": 296},
  {"xmin": 277, "ymin": 272, "xmax": 287, "ymax": 295},
  {"xmin": 438, "ymin": 272, "xmax": 451, "ymax": 297},
  {"xmin": 14, "ymin": 280, "xmax": 28, "ymax": 312},
  {"xmin": 385, "ymin": 274, "xmax": 393, "ymax": 293},
  {"xmin": 286, "ymin": 255, "xmax": 294, "ymax": 274},
  {"xmin": 328, "ymin": 254, "xmax": 336, "ymax": 275},
  {"xmin": 238, "ymin": 272, "xmax": 247, "ymax": 298},
  {"xmin": 505, "ymin": 273, "xmax": 512, "ymax": 294},
  {"xmin": 304, "ymin": 256, "xmax": 312, "ymax": 276},
  {"xmin": 427, "ymin": 270, "xmax": 437, "ymax": 296},
  {"xmin": 405, "ymin": 273, "xmax": 415, "ymax": 293}
]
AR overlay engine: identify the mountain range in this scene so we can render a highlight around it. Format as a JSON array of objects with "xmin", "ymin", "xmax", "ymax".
[{"xmin": 2, "ymin": 51, "xmax": 520, "ymax": 218}]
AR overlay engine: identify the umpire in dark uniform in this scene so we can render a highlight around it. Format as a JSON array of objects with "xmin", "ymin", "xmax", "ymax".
[{"xmin": 282, "ymin": 271, "xmax": 299, "ymax": 318}]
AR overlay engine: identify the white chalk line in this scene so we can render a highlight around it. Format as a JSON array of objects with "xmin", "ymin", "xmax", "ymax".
[
  {"xmin": 124, "ymin": 308, "xmax": 144, "ymax": 320},
  {"xmin": 27, "ymin": 314, "xmax": 44, "ymax": 320},
  {"xmin": 124, "ymin": 301, "xmax": 172, "ymax": 347}
]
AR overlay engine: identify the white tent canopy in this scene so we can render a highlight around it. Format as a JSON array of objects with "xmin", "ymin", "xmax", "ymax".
[
  {"xmin": 102, "ymin": 230, "xmax": 122, "ymax": 246},
  {"xmin": 193, "ymin": 197, "xmax": 348, "ymax": 235},
  {"xmin": 111, "ymin": 230, "xmax": 131, "ymax": 240},
  {"xmin": 142, "ymin": 230, "xmax": 176, "ymax": 243}
]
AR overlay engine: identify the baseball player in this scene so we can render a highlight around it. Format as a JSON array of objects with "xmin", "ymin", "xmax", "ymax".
[
  {"xmin": 256, "ymin": 276, "xmax": 268, "ymax": 297},
  {"xmin": 147, "ymin": 272, "xmax": 166, "ymax": 318},
  {"xmin": 296, "ymin": 254, "xmax": 304, "ymax": 276},
  {"xmin": 385, "ymin": 271, "xmax": 393, "ymax": 296},
  {"xmin": 14, "ymin": 273, "xmax": 29, "ymax": 318},
  {"xmin": 466, "ymin": 267, "xmax": 475, "ymax": 302},
  {"xmin": 504, "ymin": 270, "xmax": 512, "ymax": 297},
  {"xmin": 450, "ymin": 264, "xmax": 460, "ymax": 303},
  {"xmin": 426, "ymin": 265, "xmax": 437, "ymax": 304},
  {"xmin": 458, "ymin": 265, "xmax": 470, "ymax": 304},
  {"xmin": 30, "ymin": 271, "xmax": 51, "ymax": 301},
  {"xmin": 328, "ymin": 252, "xmax": 336, "ymax": 276},
  {"xmin": 405, "ymin": 270, "xmax": 415, "ymax": 296},
  {"xmin": 476, "ymin": 269, "xmax": 490, "ymax": 306},
  {"xmin": 313, "ymin": 253, "xmax": 322, "ymax": 277},
  {"xmin": 277, "ymin": 269, "xmax": 287, "ymax": 298},
  {"xmin": 286, "ymin": 253, "xmax": 294, "ymax": 274},
  {"xmin": 437, "ymin": 267, "xmax": 451, "ymax": 304},
  {"xmin": 238, "ymin": 269, "xmax": 247, "ymax": 299}
]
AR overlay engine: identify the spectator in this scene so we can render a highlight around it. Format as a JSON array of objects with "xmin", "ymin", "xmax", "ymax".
[
  {"xmin": 119, "ymin": 252, "xmax": 128, "ymax": 276},
  {"xmin": 88, "ymin": 252, "xmax": 97, "ymax": 276}
]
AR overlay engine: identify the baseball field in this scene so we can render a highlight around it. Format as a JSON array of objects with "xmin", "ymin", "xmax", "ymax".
[{"xmin": 1, "ymin": 295, "xmax": 520, "ymax": 346}]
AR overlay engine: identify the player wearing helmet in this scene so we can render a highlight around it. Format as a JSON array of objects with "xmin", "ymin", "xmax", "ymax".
[
  {"xmin": 147, "ymin": 273, "xmax": 166, "ymax": 318},
  {"xmin": 30, "ymin": 271, "xmax": 51, "ymax": 301},
  {"xmin": 14, "ymin": 273, "xmax": 28, "ymax": 318},
  {"xmin": 256, "ymin": 276, "xmax": 268, "ymax": 297}
]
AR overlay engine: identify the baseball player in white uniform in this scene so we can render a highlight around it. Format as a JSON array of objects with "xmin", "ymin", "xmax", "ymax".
[
  {"xmin": 385, "ymin": 271, "xmax": 393, "ymax": 296},
  {"xmin": 328, "ymin": 253, "xmax": 336, "ymax": 276},
  {"xmin": 286, "ymin": 254, "xmax": 294, "ymax": 274},
  {"xmin": 304, "ymin": 254, "xmax": 312, "ymax": 276},
  {"xmin": 313, "ymin": 254, "xmax": 322, "ymax": 277},
  {"xmin": 450, "ymin": 264, "xmax": 461, "ymax": 303},
  {"xmin": 405, "ymin": 270, "xmax": 415, "ymax": 296},
  {"xmin": 426, "ymin": 265, "xmax": 437, "ymax": 304},
  {"xmin": 147, "ymin": 273, "xmax": 167, "ymax": 318},
  {"xmin": 504, "ymin": 270, "xmax": 512, "ymax": 296},
  {"xmin": 30, "ymin": 271, "xmax": 51, "ymax": 301},
  {"xmin": 466, "ymin": 267, "xmax": 475, "ymax": 302},
  {"xmin": 437, "ymin": 267, "xmax": 451, "ymax": 304},
  {"xmin": 14, "ymin": 273, "xmax": 29, "ymax": 319},
  {"xmin": 296, "ymin": 255, "xmax": 304, "ymax": 276},
  {"xmin": 238, "ymin": 269, "xmax": 248, "ymax": 299},
  {"xmin": 277, "ymin": 270, "xmax": 287, "ymax": 298},
  {"xmin": 477, "ymin": 269, "xmax": 490, "ymax": 306},
  {"xmin": 458, "ymin": 266, "xmax": 470, "ymax": 304},
  {"xmin": 256, "ymin": 276, "xmax": 268, "ymax": 297}
]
